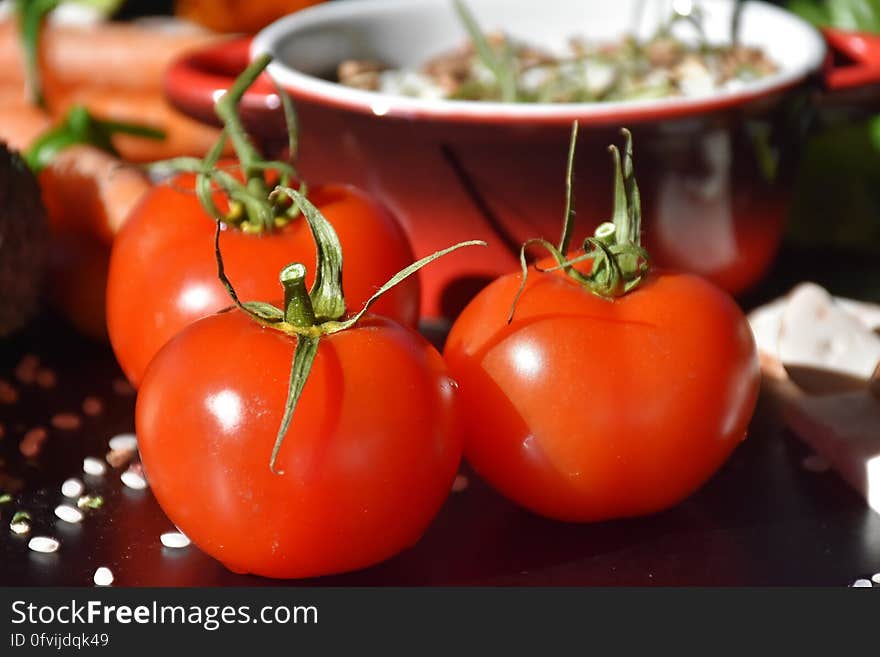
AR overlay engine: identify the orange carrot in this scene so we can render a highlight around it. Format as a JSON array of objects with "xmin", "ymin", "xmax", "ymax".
[
  {"xmin": 39, "ymin": 144, "xmax": 151, "ymax": 244},
  {"xmin": 38, "ymin": 144, "xmax": 152, "ymax": 340},
  {"xmin": 0, "ymin": 88, "xmax": 52, "ymax": 150},
  {"xmin": 0, "ymin": 18, "xmax": 218, "ymax": 94}
]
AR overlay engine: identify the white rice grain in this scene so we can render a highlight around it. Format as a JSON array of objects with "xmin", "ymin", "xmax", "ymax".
[
  {"xmin": 61, "ymin": 478, "xmax": 84, "ymax": 498},
  {"xmin": 160, "ymin": 531, "xmax": 190, "ymax": 549},
  {"xmin": 28, "ymin": 536, "xmax": 59, "ymax": 553},
  {"xmin": 54, "ymin": 504, "xmax": 84, "ymax": 524},
  {"xmin": 121, "ymin": 469, "xmax": 148, "ymax": 490},
  {"xmin": 83, "ymin": 457, "xmax": 106, "ymax": 476},
  {"xmin": 10, "ymin": 521, "xmax": 30, "ymax": 535},
  {"xmin": 108, "ymin": 433, "xmax": 138, "ymax": 452},
  {"xmin": 93, "ymin": 567, "xmax": 114, "ymax": 587}
]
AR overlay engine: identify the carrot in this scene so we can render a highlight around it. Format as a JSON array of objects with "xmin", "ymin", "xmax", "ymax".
[
  {"xmin": 55, "ymin": 89, "xmax": 227, "ymax": 162},
  {"xmin": 39, "ymin": 144, "xmax": 151, "ymax": 244},
  {"xmin": 0, "ymin": 87, "xmax": 51, "ymax": 150},
  {"xmin": 0, "ymin": 18, "xmax": 218, "ymax": 94},
  {"xmin": 38, "ymin": 144, "xmax": 152, "ymax": 341}
]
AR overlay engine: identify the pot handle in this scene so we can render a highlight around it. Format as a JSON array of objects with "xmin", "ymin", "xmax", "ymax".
[
  {"xmin": 164, "ymin": 35, "xmax": 285, "ymax": 135},
  {"xmin": 822, "ymin": 27, "xmax": 880, "ymax": 91}
]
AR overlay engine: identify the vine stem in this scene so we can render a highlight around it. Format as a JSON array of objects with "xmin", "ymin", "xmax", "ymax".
[
  {"xmin": 509, "ymin": 126, "xmax": 652, "ymax": 322},
  {"xmin": 214, "ymin": 54, "xmax": 272, "ymax": 182}
]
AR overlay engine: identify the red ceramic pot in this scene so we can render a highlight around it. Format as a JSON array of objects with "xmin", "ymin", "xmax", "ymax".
[{"xmin": 165, "ymin": 0, "xmax": 880, "ymax": 322}]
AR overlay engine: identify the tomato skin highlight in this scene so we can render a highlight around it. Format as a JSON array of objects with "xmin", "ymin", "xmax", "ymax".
[
  {"xmin": 136, "ymin": 311, "xmax": 461, "ymax": 579},
  {"xmin": 443, "ymin": 269, "xmax": 760, "ymax": 522},
  {"xmin": 106, "ymin": 173, "xmax": 420, "ymax": 387}
]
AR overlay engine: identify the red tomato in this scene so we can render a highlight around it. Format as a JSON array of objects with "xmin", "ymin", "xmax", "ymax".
[
  {"xmin": 107, "ymin": 173, "xmax": 419, "ymax": 386},
  {"xmin": 136, "ymin": 311, "xmax": 461, "ymax": 578},
  {"xmin": 443, "ymin": 267, "xmax": 760, "ymax": 522}
]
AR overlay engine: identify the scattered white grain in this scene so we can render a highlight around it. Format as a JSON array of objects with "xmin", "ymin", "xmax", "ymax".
[
  {"xmin": 160, "ymin": 531, "xmax": 190, "ymax": 549},
  {"xmin": 83, "ymin": 457, "xmax": 106, "ymax": 476},
  {"xmin": 108, "ymin": 433, "xmax": 138, "ymax": 452},
  {"xmin": 451, "ymin": 474, "xmax": 469, "ymax": 493},
  {"xmin": 54, "ymin": 504, "xmax": 84, "ymax": 524},
  {"xmin": 851, "ymin": 579, "xmax": 873, "ymax": 587},
  {"xmin": 872, "ymin": 573, "xmax": 880, "ymax": 584},
  {"xmin": 28, "ymin": 536, "xmax": 59, "ymax": 553},
  {"xmin": 61, "ymin": 478, "xmax": 84, "ymax": 498},
  {"xmin": 121, "ymin": 469, "xmax": 148, "ymax": 490},
  {"xmin": 93, "ymin": 567, "xmax": 114, "ymax": 587},
  {"xmin": 801, "ymin": 453, "xmax": 831, "ymax": 473},
  {"xmin": 10, "ymin": 521, "xmax": 30, "ymax": 535}
]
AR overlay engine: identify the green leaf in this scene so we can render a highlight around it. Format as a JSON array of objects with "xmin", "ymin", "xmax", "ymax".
[
  {"xmin": 15, "ymin": 0, "xmax": 61, "ymax": 108},
  {"xmin": 453, "ymin": 0, "xmax": 518, "ymax": 102},
  {"xmin": 269, "ymin": 335, "xmax": 320, "ymax": 474},
  {"xmin": 25, "ymin": 104, "xmax": 164, "ymax": 173},
  {"xmin": 334, "ymin": 240, "xmax": 486, "ymax": 331},
  {"xmin": 242, "ymin": 302, "xmax": 285, "ymax": 323},
  {"xmin": 788, "ymin": 0, "xmax": 880, "ymax": 31},
  {"xmin": 274, "ymin": 188, "xmax": 347, "ymax": 322}
]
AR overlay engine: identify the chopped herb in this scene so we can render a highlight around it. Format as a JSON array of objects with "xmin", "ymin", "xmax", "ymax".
[
  {"xmin": 77, "ymin": 495, "xmax": 104, "ymax": 510},
  {"xmin": 11, "ymin": 510, "xmax": 30, "ymax": 523},
  {"xmin": 337, "ymin": 6, "xmax": 777, "ymax": 103}
]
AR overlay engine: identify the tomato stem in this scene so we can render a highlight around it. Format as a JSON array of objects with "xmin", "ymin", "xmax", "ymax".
[
  {"xmin": 280, "ymin": 263, "xmax": 317, "ymax": 328},
  {"xmin": 558, "ymin": 121, "xmax": 579, "ymax": 255},
  {"xmin": 272, "ymin": 187, "xmax": 347, "ymax": 321},
  {"xmin": 509, "ymin": 126, "xmax": 652, "ymax": 322},
  {"xmin": 214, "ymin": 54, "xmax": 272, "ymax": 183}
]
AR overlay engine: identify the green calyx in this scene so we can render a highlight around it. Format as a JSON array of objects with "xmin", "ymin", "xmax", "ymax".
[
  {"xmin": 509, "ymin": 123, "xmax": 651, "ymax": 322},
  {"xmin": 24, "ymin": 104, "xmax": 165, "ymax": 173},
  {"xmin": 151, "ymin": 54, "xmax": 302, "ymax": 235},
  {"xmin": 214, "ymin": 184, "xmax": 485, "ymax": 474}
]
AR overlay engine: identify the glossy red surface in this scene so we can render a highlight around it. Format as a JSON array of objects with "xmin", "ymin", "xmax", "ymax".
[
  {"xmin": 3, "ymin": 246, "xmax": 880, "ymax": 587},
  {"xmin": 136, "ymin": 312, "xmax": 461, "ymax": 579},
  {"xmin": 444, "ymin": 269, "xmax": 760, "ymax": 522},
  {"xmin": 823, "ymin": 28, "xmax": 880, "ymax": 91},
  {"xmin": 107, "ymin": 173, "xmax": 419, "ymax": 386}
]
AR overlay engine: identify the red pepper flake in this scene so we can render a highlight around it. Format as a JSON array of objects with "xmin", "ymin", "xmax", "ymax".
[
  {"xmin": 19, "ymin": 427, "xmax": 48, "ymax": 458},
  {"xmin": 51, "ymin": 413, "xmax": 82, "ymax": 431},
  {"xmin": 112, "ymin": 378, "xmax": 135, "ymax": 396},
  {"xmin": 0, "ymin": 379, "xmax": 18, "ymax": 404},
  {"xmin": 36, "ymin": 369, "xmax": 57, "ymax": 389},
  {"xmin": 14, "ymin": 355, "xmax": 39, "ymax": 385},
  {"xmin": 105, "ymin": 448, "xmax": 134, "ymax": 469},
  {"xmin": 82, "ymin": 396, "xmax": 104, "ymax": 417}
]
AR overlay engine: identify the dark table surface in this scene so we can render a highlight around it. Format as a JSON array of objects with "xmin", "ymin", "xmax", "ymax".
[{"xmin": 2, "ymin": 246, "xmax": 880, "ymax": 587}]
